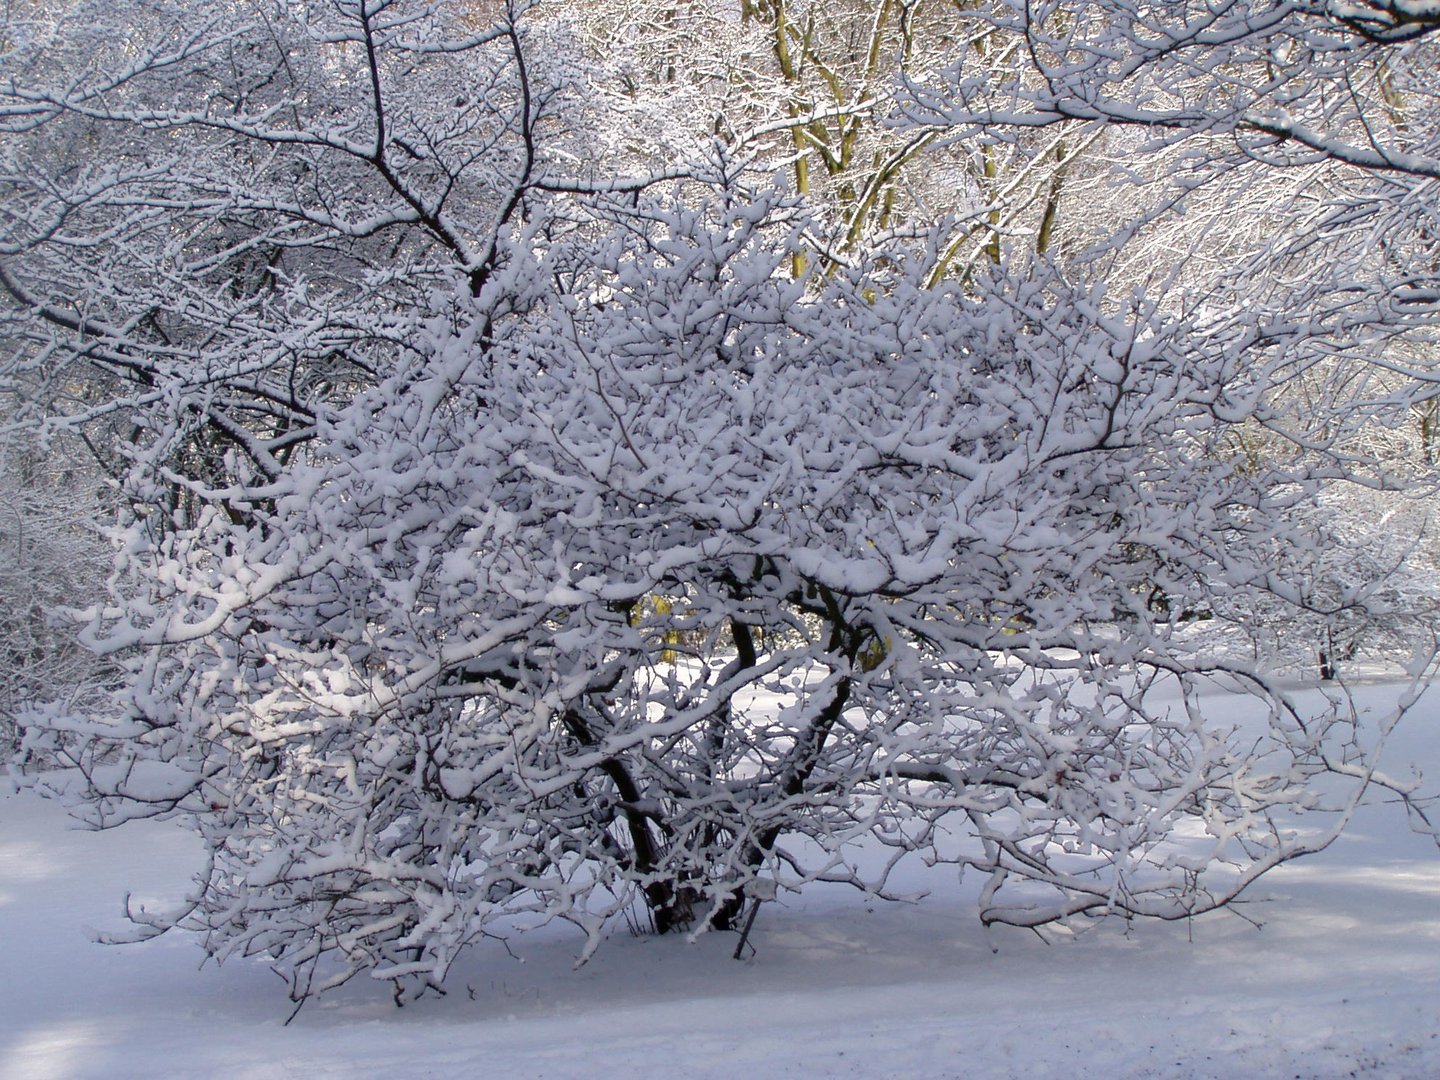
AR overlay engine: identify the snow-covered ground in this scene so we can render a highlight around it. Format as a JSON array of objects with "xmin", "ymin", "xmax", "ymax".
[{"xmin": 3, "ymin": 676, "xmax": 1439, "ymax": 1080}]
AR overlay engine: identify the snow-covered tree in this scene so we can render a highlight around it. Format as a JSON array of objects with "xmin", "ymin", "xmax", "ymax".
[
  {"xmin": 3, "ymin": 0, "xmax": 1437, "ymax": 1006},
  {"xmin": 575, "ymin": 0, "xmax": 1095, "ymax": 269},
  {"xmin": 0, "ymin": 429, "xmax": 116, "ymax": 757},
  {"xmin": 901, "ymin": 0, "xmax": 1440, "ymax": 343},
  {"xmin": 901, "ymin": 0, "xmax": 1440, "ymax": 663},
  {"xmin": 0, "ymin": 0, "xmax": 629, "ymax": 512}
]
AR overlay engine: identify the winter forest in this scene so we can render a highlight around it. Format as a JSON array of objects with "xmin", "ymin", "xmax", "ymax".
[{"xmin": 3, "ymin": 0, "xmax": 1440, "ymax": 1070}]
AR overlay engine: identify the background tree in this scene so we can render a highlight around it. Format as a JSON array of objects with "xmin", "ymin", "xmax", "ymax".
[
  {"xmin": 577, "ymin": 0, "xmax": 1095, "ymax": 272},
  {"xmin": 901, "ymin": 0, "xmax": 1440, "ymax": 342},
  {"xmin": 899, "ymin": 0, "xmax": 1440, "ymax": 660},
  {"xmin": 0, "ymin": 426, "xmax": 116, "ymax": 756},
  {"xmin": 0, "ymin": 0, "xmax": 624, "ymax": 520}
]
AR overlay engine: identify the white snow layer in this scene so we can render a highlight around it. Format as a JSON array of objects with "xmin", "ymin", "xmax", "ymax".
[{"xmin": 2, "ymin": 677, "xmax": 1438, "ymax": 1080}]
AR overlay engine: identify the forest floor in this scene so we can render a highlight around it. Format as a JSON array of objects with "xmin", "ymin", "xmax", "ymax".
[{"xmin": 3, "ymin": 670, "xmax": 1439, "ymax": 1079}]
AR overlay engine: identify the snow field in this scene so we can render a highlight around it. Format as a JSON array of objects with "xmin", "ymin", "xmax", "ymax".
[{"xmin": 3, "ymin": 678, "xmax": 1439, "ymax": 1079}]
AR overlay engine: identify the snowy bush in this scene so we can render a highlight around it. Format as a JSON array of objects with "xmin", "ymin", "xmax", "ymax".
[{"xmin": 36, "ymin": 186, "xmax": 1428, "ymax": 1000}]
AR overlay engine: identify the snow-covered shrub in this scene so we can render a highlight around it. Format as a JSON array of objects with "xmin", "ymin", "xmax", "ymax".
[{"xmin": 38, "ymin": 184, "xmax": 1430, "ymax": 1001}]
